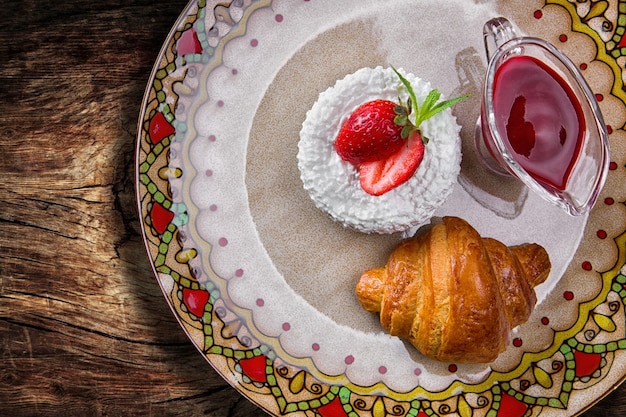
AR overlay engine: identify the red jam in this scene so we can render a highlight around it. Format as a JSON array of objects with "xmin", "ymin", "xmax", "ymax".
[{"xmin": 492, "ymin": 55, "xmax": 585, "ymax": 191}]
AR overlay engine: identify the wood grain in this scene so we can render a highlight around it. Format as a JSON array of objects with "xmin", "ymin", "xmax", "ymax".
[
  {"xmin": 0, "ymin": 1, "xmax": 260, "ymax": 415},
  {"xmin": 0, "ymin": 0, "xmax": 623, "ymax": 416}
]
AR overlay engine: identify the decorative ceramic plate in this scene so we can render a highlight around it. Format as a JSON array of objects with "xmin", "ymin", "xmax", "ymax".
[{"xmin": 136, "ymin": 1, "xmax": 626, "ymax": 415}]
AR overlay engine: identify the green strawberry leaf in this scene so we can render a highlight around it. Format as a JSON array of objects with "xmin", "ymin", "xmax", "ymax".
[
  {"xmin": 421, "ymin": 89, "xmax": 441, "ymax": 117},
  {"xmin": 394, "ymin": 114, "xmax": 409, "ymax": 127},
  {"xmin": 391, "ymin": 66, "xmax": 470, "ymax": 143},
  {"xmin": 392, "ymin": 66, "xmax": 420, "ymax": 119},
  {"xmin": 423, "ymin": 93, "xmax": 470, "ymax": 121},
  {"xmin": 401, "ymin": 125, "xmax": 413, "ymax": 139},
  {"xmin": 394, "ymin": 105, "xmax": 407, "ymax": 116}
]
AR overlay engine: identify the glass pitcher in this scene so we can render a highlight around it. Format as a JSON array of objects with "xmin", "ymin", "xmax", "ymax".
[{"xmin": 475, "ymin": 17, "xmax": 609, "ymax": 216}]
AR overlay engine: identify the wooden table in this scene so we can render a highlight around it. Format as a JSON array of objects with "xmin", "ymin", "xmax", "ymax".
[{"xmin": 0, "ymin": 1, "xmax": 624, "ymax": 415}]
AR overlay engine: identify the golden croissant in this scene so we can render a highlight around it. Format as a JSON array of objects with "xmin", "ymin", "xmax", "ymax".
[{"xmin": 356, "ymin": 216, "xmax": 551, "ymax": 363}]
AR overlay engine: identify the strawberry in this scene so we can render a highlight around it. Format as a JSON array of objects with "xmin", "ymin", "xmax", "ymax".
[
  {"xmin": 337, "ymin": 67, "xmax": 469, "ymax": 196},
  {"xmin": 360, "ymin": 130, "xmax": 425, "ymax": 196},
  {"xmin": 334, "ymin": 99, "xmax": 405, "ymax": 165}
]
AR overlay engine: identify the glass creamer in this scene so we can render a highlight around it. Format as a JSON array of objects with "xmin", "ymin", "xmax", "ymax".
[{"xmin": 476, "ymin": 17, "xmax": 609, "ymax": 216}]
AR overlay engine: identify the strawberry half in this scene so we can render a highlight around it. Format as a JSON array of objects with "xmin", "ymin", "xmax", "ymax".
[
  {"xmin": 334, "ymin": 99, "xmax": 405, "ymax": 166},
  {"xmin": 359, "ymin": 130, "xmax": 425, "ymax": 196},
  {"xmin": 335, "ymin": 67, "xmax": 469, "ymax": 196}
]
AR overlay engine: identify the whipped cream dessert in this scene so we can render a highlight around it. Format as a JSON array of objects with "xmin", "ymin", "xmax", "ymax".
[{"xmin": 297, "ymin": 66, "xmax": 462, "ymax": 234}]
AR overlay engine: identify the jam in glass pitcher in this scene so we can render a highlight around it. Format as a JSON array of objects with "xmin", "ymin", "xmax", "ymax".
[{"xmin": 475, "ymin": 17, "xmax": 609, "ymax": 216}]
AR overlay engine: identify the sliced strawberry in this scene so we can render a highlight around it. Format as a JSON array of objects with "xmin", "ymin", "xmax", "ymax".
[
  {"xmin": 335, "ymin": 100, "xmax": 405, "ymax": 166},
  {"xmin": 334, "ymin": 67, "xmax": 468, "ymax": 196},
  {"xmin": 359, "ymin": 131, "xmax": 425, "ymax": 196}
]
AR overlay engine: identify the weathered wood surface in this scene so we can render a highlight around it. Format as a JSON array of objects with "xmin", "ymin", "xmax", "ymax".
[
  {"xmin": 0, "ymin": 1, "xmax": 624, "ymax": 416},
  {"xmin": 0, "ymin": 1, "xmax": 260, "ymax": 415}
]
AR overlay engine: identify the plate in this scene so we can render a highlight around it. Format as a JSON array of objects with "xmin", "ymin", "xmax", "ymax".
[{"xmin": 136, "ymin": 0, "xmax": 626, "ymax": 415}]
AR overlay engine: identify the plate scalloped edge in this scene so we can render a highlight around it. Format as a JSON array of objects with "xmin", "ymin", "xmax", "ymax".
[{"xmin": 136, "ymin": 0, "xmax": 626, "ymax": 416}]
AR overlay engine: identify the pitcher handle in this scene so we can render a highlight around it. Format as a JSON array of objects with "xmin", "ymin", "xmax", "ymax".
[{"xmin": 483, "ymin": 17, "xmax": 517, "ymax": 62}]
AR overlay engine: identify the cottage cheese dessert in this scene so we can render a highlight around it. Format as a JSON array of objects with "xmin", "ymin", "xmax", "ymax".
[{"xmin": 297, "ymin": 66, "xmax": 463, "ymax": 234}]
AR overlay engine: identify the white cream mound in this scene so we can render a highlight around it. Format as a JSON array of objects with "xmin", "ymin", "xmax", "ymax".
[{"xmin": 297, "ymin": 66, "xmax": 462, "ymax": 234}]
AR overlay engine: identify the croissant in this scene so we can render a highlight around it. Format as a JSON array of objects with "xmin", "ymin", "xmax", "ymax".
[{"xmin": 356, "ymin": 216, "xmax": 551, "ymax": 363}]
